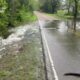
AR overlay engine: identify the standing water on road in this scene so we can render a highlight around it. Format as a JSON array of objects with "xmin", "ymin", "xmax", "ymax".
[{"xmin": 43, "ymin": 20, "xmax": 80, "ymax": 80}]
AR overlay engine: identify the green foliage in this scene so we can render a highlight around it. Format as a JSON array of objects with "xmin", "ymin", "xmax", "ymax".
[
  {"xmin": 0, "ymin": 0, "xmax": 7, "ymax": 8},
  {"xmin": 0, "ymin": 70, "xmax": 11, "ymax": 77},
  {"xmin": 0, "ymin": 0, "xmax": 9, "ymax": 38},
  {"xmin": 0, "ymin": 0, "xmax": 37, "ymax": 38},
  {"xmin": 0, "ymin": 12, "xmax": 9, "ymax": 38},
  {"xmin": 53, "ymin": 10, "xmax": 73, "ymax": 19},
  {"xmin": 56, "ymin": 10, "xmax": 66, "ymax": 17},
  {"xmin": 0, "ymin": 26, "xmax": 9, "ymax": 39},
  {"xmin": 40, "ymin": 0, "xmax": 60, "ymax": 13},
  {"xmin": 19, "ymin": 9, "xmax": 37, "ymax": 23}
]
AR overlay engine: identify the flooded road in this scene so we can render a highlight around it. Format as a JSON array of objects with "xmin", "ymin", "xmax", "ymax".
[{"xmin": 42, "ymin": 20, "xmax": 80, "ymax": 80}]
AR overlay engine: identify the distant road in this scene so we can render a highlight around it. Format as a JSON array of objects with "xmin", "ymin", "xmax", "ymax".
[
  {"xmin": 34, "ymin": 11, "xmax": 58, "ymax": 21},
  {"xmin": 35, "ymin": 11, "xmax": 80, "ymax": 80}
]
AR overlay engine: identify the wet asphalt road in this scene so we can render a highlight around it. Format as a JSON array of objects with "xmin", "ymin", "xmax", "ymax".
[{"xmin": 42, "ymin": 20, "xmax": 80, "ymax": 80}]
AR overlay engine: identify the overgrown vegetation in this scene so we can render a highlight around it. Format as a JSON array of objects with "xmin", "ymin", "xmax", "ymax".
[
  {"xmin": 0, "ymin": 0, "xmax": 37, "ymax": 38},
  {"xmin": 39, "ymin": 0, "xmax": 60, "ymax": 13},
  {"xmin": 0, "ymin": 44, "xmax": 39, "ymax": 80},
  {"xmin": 39, "ymin": 0, "xmax": 80, "ymax": 31},
  {"xmin": 0, "ymin": 27, "xmax": 45, "ymax": 80},
  {"xmin": 53, "ymin": 10, "xmax": 73, "ymax": 19}
]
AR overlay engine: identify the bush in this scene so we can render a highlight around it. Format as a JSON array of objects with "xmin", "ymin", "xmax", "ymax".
[
  {"xmin": 19, "ymin": 8, "xmax": 37, "ymax": 24},
  {"xmin": 0, "ymin": 13, "xmax": 9, "ymax": 38},
  {"xmin": 56, "ymin": 10, "xmax": 66, "ymax": 17}
]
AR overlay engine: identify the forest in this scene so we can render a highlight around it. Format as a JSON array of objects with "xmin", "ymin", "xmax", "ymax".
[
  {"xmin": 0, "ymin": 0, "xmax": 38, "ymax": 38},
  {"xmin": 0, "ymin": 0, "xmax": 80, "ymax": 38}
]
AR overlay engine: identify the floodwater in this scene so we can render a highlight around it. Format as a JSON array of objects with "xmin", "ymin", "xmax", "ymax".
[
  {"xmin": 0, "ymin": 22, "xmax": 40, "ymax": 56},
  {"xmin": 42, "ymin": 20, "xmax": 80, "ymax": 80}
]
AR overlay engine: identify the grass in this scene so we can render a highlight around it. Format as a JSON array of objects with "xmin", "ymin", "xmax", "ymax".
[
  {"xmin": 46, "ymin": 13, "xmax": 59, "ymax": 19},
  {"xmin": 0, "ymin": 27, "xmax": 45, "ymax": 80},
  {"xmin": 46, "ymin": 10, "xmax": 73, "ymax": 20},
  {"xmin": 18, "ymin": 10, "xmax": 37, "ymax": 26},
  {"xmin": 0, "ymin": 45, "xmax": 36, "ymax": 80},
  {"xmin": 74, "ymin": 31, "xmax": 80, "ymax": 37}
]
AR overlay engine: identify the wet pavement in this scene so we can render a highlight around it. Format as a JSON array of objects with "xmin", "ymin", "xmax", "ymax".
[{"xmin": 42, "ymin": 20, "xmax": 80, "ymax": 80}]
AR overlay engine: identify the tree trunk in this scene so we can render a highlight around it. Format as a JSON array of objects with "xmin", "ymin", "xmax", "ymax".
[
  {"xmin": 73, "ymin": 0, "xmax": 78, "ymax": 31},
  {"xmin": 67, "ymin": 1, "xmax": 70, "ymax": 14}
]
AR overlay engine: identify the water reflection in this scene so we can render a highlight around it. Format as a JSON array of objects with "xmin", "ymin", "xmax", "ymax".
[
  {"xmin": 44, "ymin": 20, "xmax": 80, "ymax": 60},
  {"xmin": 43, "ymin": 20, "xmax": 80, "ymax": 80},
  {"xmin": 44, "ymin": 20, "xmax": 60, "ymax": 29},
  {"xmin": 44, "ymin": 20, "xmax": 80, "ymax": 53},
  {"xmin": 45, "ymin": 20, "xmax": 80, "ymax": 32}
]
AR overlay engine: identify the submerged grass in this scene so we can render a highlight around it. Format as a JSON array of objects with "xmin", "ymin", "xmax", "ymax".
[
  {"xmin": 0, "ymin": 24, "xmax": 45, "ymax": 80},
  {"xmin": 74, "ymin": 31, "xmax": 80, "ymax": 37},
  {"xmin": 45, "ymin": 10, "xmax": 73, "ymax": 20}
]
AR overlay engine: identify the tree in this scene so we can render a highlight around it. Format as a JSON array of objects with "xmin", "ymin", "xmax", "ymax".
[
  {"xmin": 73, "ymin": 0, "xmax": 78, "ymax": 31},
  {"xmin": 0, "ymin": 0, "xmax": 9, "ymax": 38},
  {"xmin": 65, "ymin": 0, "xmax": 73, "ymax": 15},
  {"xmin": 65, "ymin": 0, "xmax": 79, "ymax": 31},
  {"xmin": 40, "ymin": 0, "xmax": 60, "ymax": 13},
  {"xmin": 0, "ymin": 0, "xmax": 38, "ymax": 38},
  {"xmin": 6, "ymin": 0, "xmax": 21, "ymax": 27}
]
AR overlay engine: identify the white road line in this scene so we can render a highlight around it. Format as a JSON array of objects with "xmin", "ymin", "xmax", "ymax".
[
  {"xmin": 38, "ymin": 20, "xmax": 59, "ymax": 80},
  {"xmin": 42, "ymin": 30, "xmax": 59, "ymax": 80}
]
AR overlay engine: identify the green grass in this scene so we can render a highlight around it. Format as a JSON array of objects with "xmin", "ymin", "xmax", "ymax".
[
  {"xmin": 18, "ymin": 10, "xmax": 37, "ymax": 25},
  {"xmin": 0, "ymin": 44, "xmax": 43, "ymax": 80},
  {"xmin": 74, "ymin": 31, "xmax": 80, "ymax": 37},
  {"xmin": 46, "ymin": 13, "xmax": 59, "ymax": 19},
  {"xmin": 0, "ymin": 11, "xmax": 37, "ymax": 38},
  {"xmin": 21, "ymin": 12, "xmax": 37, "ymax": 22},
  {"xmin": 55, "ymin": 10, "xmax": 73, "ymax": 20},
  {"xmin": 0, "ymin": 28, "xmax": 45, "ymax": 80},
  {"xmin": 46, "ymin": 10, "xmax": 73, "ymax": 20}
]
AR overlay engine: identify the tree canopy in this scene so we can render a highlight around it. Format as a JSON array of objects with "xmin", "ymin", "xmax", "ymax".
[
  {"xmin": 39, "ymin": 0, "xmax": 60, "ymax": 13},
  {"xmin": 0, "ymin": 0, "xmax": 38, "ymax": 38},
  {"xmin": 0, "ymin": 0, "xmax": 80, "ymax": 38}
]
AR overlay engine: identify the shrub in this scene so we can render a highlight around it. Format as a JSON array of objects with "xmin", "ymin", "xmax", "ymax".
[{"xmin": 0, "ymin": 13, "xmax": 9, "ymax": 38}]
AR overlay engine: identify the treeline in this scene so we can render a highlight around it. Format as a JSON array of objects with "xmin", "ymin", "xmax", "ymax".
[
  {"xmin": 65, "ymin": 0, "xmax": 80, "ymax": 31},
  {"xmin": 0, "ymin": 0, "xmax": 37, "ymax": 38},
  {"xmin": 39, "ymin": 0, "xmax": 80, "ymax": 31},
  {"xmin": 39, "ymin": 0, "xmax": 60, "ymax": 13}
]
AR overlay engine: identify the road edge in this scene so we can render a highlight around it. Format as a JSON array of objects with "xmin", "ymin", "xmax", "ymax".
[{"xmin": 38, "ymin": 20, "xmax": 59, "ymax": 80}]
